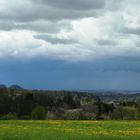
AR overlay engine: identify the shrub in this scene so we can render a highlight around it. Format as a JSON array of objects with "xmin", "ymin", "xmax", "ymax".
[
  {"xmin": 46, "ymin": 111, "xmax": 56, "ymax": 120},
  {"xmin": 31, "ymin": 105, "xmax": 46, "ymax": 120},
  {"xmin": 64, "ymin": 109, "xmax": 83, "ymax": 120},
  {"xmin": 20, "ymin": 115, "xmax": 31, "ymax": 120},
  {"xmin": 0, "ymin": 113, "xmax": 17, "ymax": 120}
]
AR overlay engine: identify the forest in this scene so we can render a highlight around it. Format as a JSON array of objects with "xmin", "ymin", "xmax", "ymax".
[{"xmin": 0, "ymin": 84, "xmax": 140, "ymax": 120}]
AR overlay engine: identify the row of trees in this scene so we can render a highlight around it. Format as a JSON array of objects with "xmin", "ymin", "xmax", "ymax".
[{"xmin": 0, "ymin": 85, "xmax": 140, "ymax": 120}]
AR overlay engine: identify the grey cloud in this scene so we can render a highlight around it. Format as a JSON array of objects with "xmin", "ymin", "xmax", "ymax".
[
  {"xmin": 33, "ymin": 0, "xmax": 105, "ymax": 10},
  {"xmin": 34, "ymin": 34, "xmax": 78, "ymax": 44},
  {"xmin": 0, "ymin": 0, "xmax": 106, "ymax": 33},
  {"xmin": 0, "ymin": 0, "xmax": 105, "ymax": 23},
  {"xmin": 123, "ymin": 27, "xmax": 140, "ymax": 35},
  {"xmin": 0, "ymin": 21, "xmax": 15, "ymax": 31},
  {"xmin": 105, "ymin": 0, "xmax": 123, "ymax": 11},
  {"xmin": 4, "ymin": 7, "xmax": 97, "ymax": 22},
  {"xmin": 0, "ymin": 20, "xmax": 71, "ymax": 33},
  {"xmin": 97, "ymin": 39, "xmax": 118, "ymax": 46}
]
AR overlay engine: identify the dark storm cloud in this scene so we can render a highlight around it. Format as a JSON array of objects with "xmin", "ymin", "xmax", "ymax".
[
  {"xmin": 1, "ymin": 56, "xmax": 140, "ymax": 90},
  {"xmin": 94, "ymin": 57, "xmax": 140, "ymax": 72},
  {"xmin": 34, "ymin": 34, "xmax": 78, "ymax": 44}
]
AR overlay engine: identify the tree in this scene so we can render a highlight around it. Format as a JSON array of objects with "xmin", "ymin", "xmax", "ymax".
[
  {"xmin": 122, "ymin": 106, "xmax": 137, "ymax": 120},
  {"xmin": 112, "ymin": 106, "xmax": 138, "ymax": 120},
  {"xmin": 31, "ymin": 106, "xmax": 46, "ymax": 120},
  {"xmin": 0, "ymin": 84, "xmax": 7, "ymax": 94},
  {"xmin": 136, "ymin": 96, "xmax": 140, "ymax": 111}
]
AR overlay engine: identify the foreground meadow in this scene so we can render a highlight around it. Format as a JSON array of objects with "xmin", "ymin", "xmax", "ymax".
[{"xmin": 0, "ymin": 121, "xmax": 140, "ymax": 140}]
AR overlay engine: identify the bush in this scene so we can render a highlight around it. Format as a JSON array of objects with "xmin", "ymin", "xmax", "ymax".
[
  {"xmin": 82, "ymin": 112, "xmax": 96, "ymax": 120},
  {"xmin": 0, "ymin": 113, "xmax": 17, "ymax": 120},
  {"xmin": 20, "ymin": 115, "xmax": 31, "ymax": 120},
  {"xmin": 64, "ymin": 109, "xmax": 83, "ymax": 120},
  {"xmin": 46, "ymin": 111, "xmax": 56, "ymax": 120},
  {"xmin": 31, "ymin": 105, "xmax": 46, "ymax": 120}
]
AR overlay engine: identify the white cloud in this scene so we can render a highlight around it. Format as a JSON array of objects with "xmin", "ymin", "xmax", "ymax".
[{"xmin": 0, "ymin": 0, "xmax": 139, "ymax": 62}]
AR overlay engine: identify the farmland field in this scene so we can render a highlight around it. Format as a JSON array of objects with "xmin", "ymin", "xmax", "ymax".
[{"xmin": 0, "ymin": 121, "xmax": 140, "ymax": 140}]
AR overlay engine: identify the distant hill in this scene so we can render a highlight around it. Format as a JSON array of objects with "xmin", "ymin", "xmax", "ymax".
[
  {"xmin": 9, "ymin": 85, "xmax": 24, "ymax": 90},
  {"xmin": 0, "ymin": 84, "xmax": 7, "ymax": 89}
]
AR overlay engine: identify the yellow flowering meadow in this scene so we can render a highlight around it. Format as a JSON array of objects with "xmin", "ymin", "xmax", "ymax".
[{"xmin": 0, "ymin": 121, "xmax": 140, "ymax": 140}]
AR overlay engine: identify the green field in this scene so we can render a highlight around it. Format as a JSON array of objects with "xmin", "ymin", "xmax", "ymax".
[{"xmin": 0, "ymin": 121, "xmax": 140, "ymax": 140}]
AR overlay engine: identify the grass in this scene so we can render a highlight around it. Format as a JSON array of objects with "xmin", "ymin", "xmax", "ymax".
[{"xmin": 0, "ymin": 120, "xmax": 140, "ymax": 140}]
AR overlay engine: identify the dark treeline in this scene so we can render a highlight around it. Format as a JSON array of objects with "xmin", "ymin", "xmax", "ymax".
[{"xmin": 0, "ymin": 85, "xmax": 140, "ymax": 120}]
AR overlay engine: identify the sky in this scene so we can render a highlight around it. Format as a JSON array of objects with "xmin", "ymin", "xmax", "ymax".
[{"xmin": 0, "ymin": 0, "xmax": 140, "ymax": 90}]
